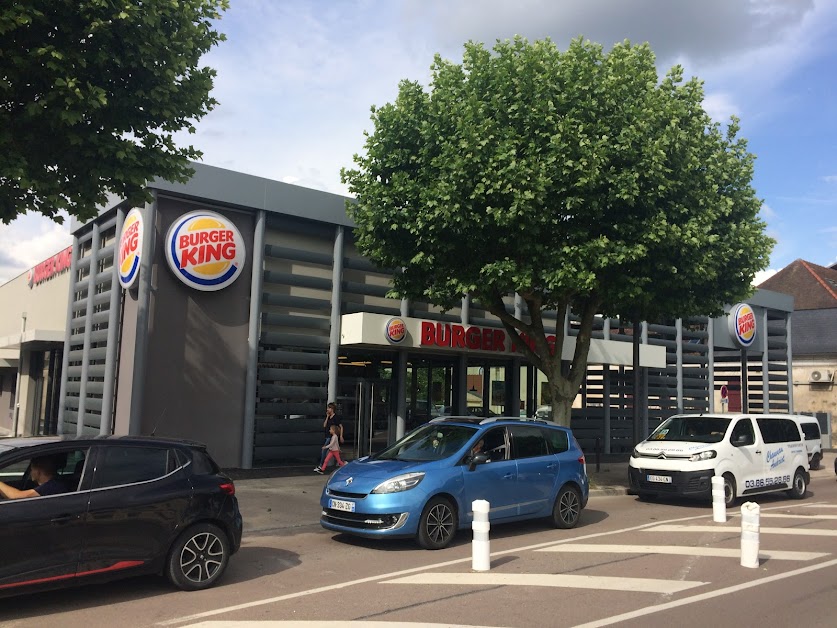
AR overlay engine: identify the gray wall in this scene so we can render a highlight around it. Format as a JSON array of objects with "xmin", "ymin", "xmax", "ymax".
[{"xmin": 139, "ymin": 196, "xmax": 255, "ymax": 467}]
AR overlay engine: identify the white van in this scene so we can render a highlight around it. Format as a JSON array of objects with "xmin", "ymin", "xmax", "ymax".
[
  {"xmin": 795, "ymin": 415, "xmax": 823, "ymax": 470},
  {"xmin": 629, "ymin": 413, "xmax": 809, "ymax": 507}
]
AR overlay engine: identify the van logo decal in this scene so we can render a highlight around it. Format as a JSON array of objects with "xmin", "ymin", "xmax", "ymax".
[{"xmin": 656, "ymin": 452, "xmax": 667, "ymax": 459}]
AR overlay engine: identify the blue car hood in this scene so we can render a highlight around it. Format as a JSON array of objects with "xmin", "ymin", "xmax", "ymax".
[{"xmin": 327, "ymin": 458, "xmax": 433, "ymax": 493}]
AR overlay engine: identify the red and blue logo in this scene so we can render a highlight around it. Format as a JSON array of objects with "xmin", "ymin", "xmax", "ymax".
[
  {"xmin": 385, "ymin": 317, "xmax": 407, "ymax": 344},
  {"xmin": 118, "ymin": 208, "xmax": 143, "ymax": 289},
  {"xmin": 730, "ymin": 303, "xmax": 756, "ymax": 347},
  {"xmin": 165, "ymin": 211, "xmax": 246, "ymax": 292}
]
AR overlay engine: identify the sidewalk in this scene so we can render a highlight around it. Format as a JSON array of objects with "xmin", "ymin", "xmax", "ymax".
[{"xmin": 229, "ymin": 460, "xmax": 632, "ymax": 536}]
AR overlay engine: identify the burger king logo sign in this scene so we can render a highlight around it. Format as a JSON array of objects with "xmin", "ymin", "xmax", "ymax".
[
  {"xmin": 385, "ymin": 317, "xmax": 407, "ymax": 344},
  {"xmin": 118, "ymin": 208, "xmax": 143, "ymax": 289},
  {"xmin": 165, "ymin": 210, "xmax": 246, "ymax": 291},
  {"xmin": 728, "ymin": 303, "xmax": 757, "ymax": 348}
]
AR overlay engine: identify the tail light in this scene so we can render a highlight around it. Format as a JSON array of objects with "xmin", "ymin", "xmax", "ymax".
[
  {"xmin": 219, "ymin": 482, "xmax": 236, "ymax": 495},
  {"xmin": 578, "ymin": 455, "xmax": 586, "ymax": 465}
]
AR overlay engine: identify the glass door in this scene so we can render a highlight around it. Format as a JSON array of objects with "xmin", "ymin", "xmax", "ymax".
[{"xmin": 338, "ymin": 378, "xmax": 393, "ymax": 460}]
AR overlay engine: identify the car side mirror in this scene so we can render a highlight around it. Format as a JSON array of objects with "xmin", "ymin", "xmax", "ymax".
[{"xmin": 468, "ymin": 452, "xmax": 490, "ymax": 471}]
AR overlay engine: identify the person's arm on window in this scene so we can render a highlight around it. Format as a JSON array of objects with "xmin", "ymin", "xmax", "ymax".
[{"xmin": 0, "ymin": 481, "xmax": 38, "ymax": 499}]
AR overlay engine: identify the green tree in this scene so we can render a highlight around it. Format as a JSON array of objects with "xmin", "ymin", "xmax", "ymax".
[
  {"xmin": 1, "ymin": 0, "xmax": 228, "ymax": 224},
  {"xmin": 342, "ymin": 37, "xmax": 774, "ymax": 426}
]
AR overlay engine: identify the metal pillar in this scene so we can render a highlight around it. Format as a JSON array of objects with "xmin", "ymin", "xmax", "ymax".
[
  {"xmin": 327, "ymin": 226, "xmax": 345, "ymax": 405},
  {"xmin": 57, "ymin": 235, "xmax": 80, "ymax": 433},
  {"xmin": 99, "ymin": 207, "xmax": 125, "ymax": 435},
  {"xmin": 241, "ymin": 210, "xmax": 266, "ymax": 469},
  {"xmin": 77, "ymin": 221, "xmax": 101, "ymax": 435}
]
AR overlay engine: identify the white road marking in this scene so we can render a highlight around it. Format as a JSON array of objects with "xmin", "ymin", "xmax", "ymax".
[
  {"xmin": 729, "ymin": 512, "xmax": 837, "ymax": 520},
  {"xmin": 646, "ymin": 524, "xmax": 837, "ymax": 536},
  {"xmin": 157, "ymin": 501, "xmax": 831, "ymax": 627},
  {"xmin": 382, "ymin": 572, "xmax": 706, "ymax": 594},
  {"xmin": 184, "ymin": 623, "xmax": 501, "ymax": 628},
  {"xmin": 571, "ymin": 557, "xmax": 837, "ymax": 628},
  {"xmin": 538, "ymin": 543, "xmax": 828, "ymax": 560},
  {"xmin": 800, "ymin": 503, "xmax": 837, "ymax": 508}
]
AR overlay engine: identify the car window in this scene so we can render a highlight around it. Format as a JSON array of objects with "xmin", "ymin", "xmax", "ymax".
[
  {"xmin": 756, "ymin": 418, "xmax": 801, "ymax": 444},
  {"xmin": 0, "ymin": 448, "xmax": 88, "ymax": 495},
  {"xmin": 800, "ymin": 423, "xmax": 821, "ymax": 440},
  {"xmin": 730, "ymin": 419, "xmax": 755, "ymax": 446},
  {"xmin": 648, "ymin": 416, "xmax": 730, "ymax": 443},
  {"xmin": 481, "ymin": 427, "xmax": 508, "ymax": 462},
  {"xmin": 92, "ymin": 446, "xmax": 178, "ymax": 489},
  {"xmin": 509, "ymin": 425, "xmax": 549, "ymax": 459},
  {"xmin": 189, "ymin": 449, "xmax": 219, "ymax": 475},
  {"xmin": 545, "ymin": 428, "xmax": 569, "ymax": 453},
  {"xmin": 374, "ymin": 424, "xmax": 478, "ymax": 462}
]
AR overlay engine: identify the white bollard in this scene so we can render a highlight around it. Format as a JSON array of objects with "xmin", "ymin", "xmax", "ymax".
[
  {"xmin": 740, "ymin": 501, "xmax": 760, "ymax": 568},
  {"xmin": 472, "ymin": 499, "xmax": 491, "ymax": 572},
  {"xmin": 711, "ymin": 475, "xmax": 726, "ymax": 523}
]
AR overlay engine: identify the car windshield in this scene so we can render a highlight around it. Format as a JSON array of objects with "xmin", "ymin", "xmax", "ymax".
[
  {"xmin": 647, "ymin": 416, "xmax": 731, "ymax": 444},
  {"xmin": 373, "ymin": 424, "xmax": 478, "ymax": 462}
]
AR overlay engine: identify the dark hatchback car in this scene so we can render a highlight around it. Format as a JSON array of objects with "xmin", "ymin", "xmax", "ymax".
[{"xmin": 0, "ymin": 435, "xmax": 242, "ymax": 598}]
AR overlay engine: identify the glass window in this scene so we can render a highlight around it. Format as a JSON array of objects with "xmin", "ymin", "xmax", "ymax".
[
  {"xmin": 374, "ymin": 424, "xmax": 477, "ymax": 462},
  {"xmin": 730, "ymin": 419, "xmax": 755, "ymax": 446},
  {"xmin": 482, "ymin": 427, "xmax": 508, "ymax": 462},
  {"xmin": 93, "ymin": 446, "xmax": 176, "ymax": 488},
  {"xmin": 800, "ymin": 423, "xmax": 821, "ymax": 441},
  {"xmin": 545, "ymin": 428, "xmax": 569, "ymax": 453},
  {"xmin": 757, "ymin": 418, "xmax": 801, "ymax": 444},
  {"xmin": 510, "ymin": 425, "xmax": 549, "ymax": 459},
  {"xmin": 648, "ymin": 416, "xmax": 730, "ymax": 443},
  {"xmin": 189, "ymin": 449, "xmax": 219, "ymax": 475},
  {"xmin": 0, "ymin": 448, "xmax": 87, "ymax": 495}
]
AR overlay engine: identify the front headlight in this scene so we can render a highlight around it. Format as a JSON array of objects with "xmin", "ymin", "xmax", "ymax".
[
  {"xmin": 631, "ymin": 448, "xmax": 640, "ymax": 458},
  {"xmin": 371, "ymin": 472, "xmax": 425, "ymax": 494},
  {"xmin": 690, "ymin": 450, "xmax": 717, "ymax": 462}
]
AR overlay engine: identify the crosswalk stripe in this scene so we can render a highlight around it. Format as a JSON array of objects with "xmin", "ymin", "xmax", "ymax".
[
  {"xmin": 734, "ymin": 513, "xmax": 837, "ymax": 520},
  {"xmin": 538, "ymin": 544, "xmax": 828, "ymax": 561},
  {"xmin": 382, "ymin": 572, "xmax": 706, "ymax": 594},
  {"xmin": 646, "ymin": 524, "xmax": 837, "ymax": 537}
]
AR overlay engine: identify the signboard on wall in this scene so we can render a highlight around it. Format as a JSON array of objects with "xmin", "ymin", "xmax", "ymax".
[
  {"xmin": 118, "ymin": 208, "xmax": 143, "ymax": 289},
  {"xmin": 27, "ymin": 246, "xmax": 72, "ymax": 289},
  {"xmin": 164, "ymin": 210, "xmax": 246, "ymax": 291}
]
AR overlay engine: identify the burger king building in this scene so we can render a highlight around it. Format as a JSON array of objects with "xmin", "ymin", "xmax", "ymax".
[{"xmin": 51, "ymin": 163, "xmax": 796, "ymax": 469}]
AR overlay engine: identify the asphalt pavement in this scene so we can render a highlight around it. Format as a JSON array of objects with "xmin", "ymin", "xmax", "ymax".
[{"xmin": 230, "ymin": 459, "xmax": 633, "ymax": 537}]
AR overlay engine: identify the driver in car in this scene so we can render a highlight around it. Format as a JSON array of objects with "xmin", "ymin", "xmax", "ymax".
[{"xmin": 0, "ymin": 455, "xmax": 68, "ymax": 499}]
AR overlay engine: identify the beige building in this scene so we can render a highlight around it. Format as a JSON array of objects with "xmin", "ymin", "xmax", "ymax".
[
  {"xmin": 0, "ymin": 246, "xmax": 71, "ymax": 436},
  {"xmin": 758, "ymin": 259, "xmax": 837, "ymax": 444}
]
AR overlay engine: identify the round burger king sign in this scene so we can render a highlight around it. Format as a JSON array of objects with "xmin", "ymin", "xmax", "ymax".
[
  {"xmin": 385, "ymin": 317, "xmax": 407, "ymax": 344},
  {"xmin": 165, "ymin": 210, "xmax": 246, "ymax": 291},
  {"xmin": 728, "ymin": 303, "xmax": 757, "ymax": 348},
  {"xmin": 118, "ymin": 208, "xmax": 143, "ymax": 289}
]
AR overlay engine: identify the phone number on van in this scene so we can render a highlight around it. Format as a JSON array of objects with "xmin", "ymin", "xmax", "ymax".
[{"xmin": 745, "ymin": 475, "xmax": 790, "ymax": 489}]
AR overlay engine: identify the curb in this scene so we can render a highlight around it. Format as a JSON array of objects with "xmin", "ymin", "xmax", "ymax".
[{"xmin": 589, "ymin": 487, "xmax": 630, "ymax": 497}]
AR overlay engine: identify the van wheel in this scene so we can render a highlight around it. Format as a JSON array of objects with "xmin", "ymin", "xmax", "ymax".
[
  {"xmin": 787, "ymin": 468, "xmax": 807, "ymax": 499},
  {"xmin": 810, "ymin": 454, "xmax": 822, "ymax": 470},
  {"xmin": 723, "ymin": 474, "xmax": 737, "ymax": 508},
  {"xmin": 551, "ymin": 486, "xmax": 581, "ymax": 529},
  {"xmin": 416, "ymin": 497, "xmax": 457, "ymax": 550}
]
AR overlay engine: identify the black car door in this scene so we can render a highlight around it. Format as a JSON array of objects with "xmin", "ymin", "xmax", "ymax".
[
  {"xmin": 78, "ymin": 444, "xmax": 191, "ymax": 575},
  {"xmin": 0, "ymin": 447, "xmax": 92, "ymax": 592}
]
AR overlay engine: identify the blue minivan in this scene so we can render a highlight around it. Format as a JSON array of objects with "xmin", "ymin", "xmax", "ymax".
[{"xmin": 320, "ymin": 416, "xmax": 589, "ymax": 549}]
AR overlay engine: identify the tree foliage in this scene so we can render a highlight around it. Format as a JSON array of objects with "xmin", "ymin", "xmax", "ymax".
[
  {"xmin": 342, "ymin": 37, "xmax": 774, "ymax": 425},
  {"xmin": 0, "ymin": 0, "xmax": 228, "ymax": 224}
]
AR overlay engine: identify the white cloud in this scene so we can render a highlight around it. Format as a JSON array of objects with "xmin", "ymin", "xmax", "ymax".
[
  {"xmin": 0, "ymin": 213, "xmax": 72, "ymax": 285},
  {"xmin": 754, "ymin": 268, "xmax": 779, "ymax": 286},
  {"xmin": 823, "ymin": 175, "xmax": 837, "ymax": 183}
]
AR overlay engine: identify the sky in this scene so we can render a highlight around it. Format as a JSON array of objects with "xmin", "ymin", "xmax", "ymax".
[{"xmin": 2, "ymin": 0, "xmax": 837, "ymax": 285}]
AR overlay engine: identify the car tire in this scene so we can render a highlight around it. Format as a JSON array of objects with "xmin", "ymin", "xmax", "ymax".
[
  {"xmin": 787, "ymin": 468, "xmax": 807, "ymax": 500},
  {"xmin": 166, "ymin": 522, "xmax": 231, "ymax": 591},
  {"xmin": 416, "ymin": 496, "xmax": 457, "ymax": 550},
  {"xmin": 551, "ymin": 485, "xmax": 582, "ymax": 529},
  {"xmin": 723, "ymin": 473, "xmax": 737, "ymax": 508},
  {"xmin": 810, "ymin": 453, "xmax": 821, "ymax": 471}
]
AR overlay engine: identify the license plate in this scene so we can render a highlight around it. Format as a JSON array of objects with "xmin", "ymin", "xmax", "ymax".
[
  {"xmin": 647, "ymin": 474, "xmax": 672, "ymax": 484},
  {"xmin": 329, "ymin": 498, "xmax": 355, "ymax": 512}
]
